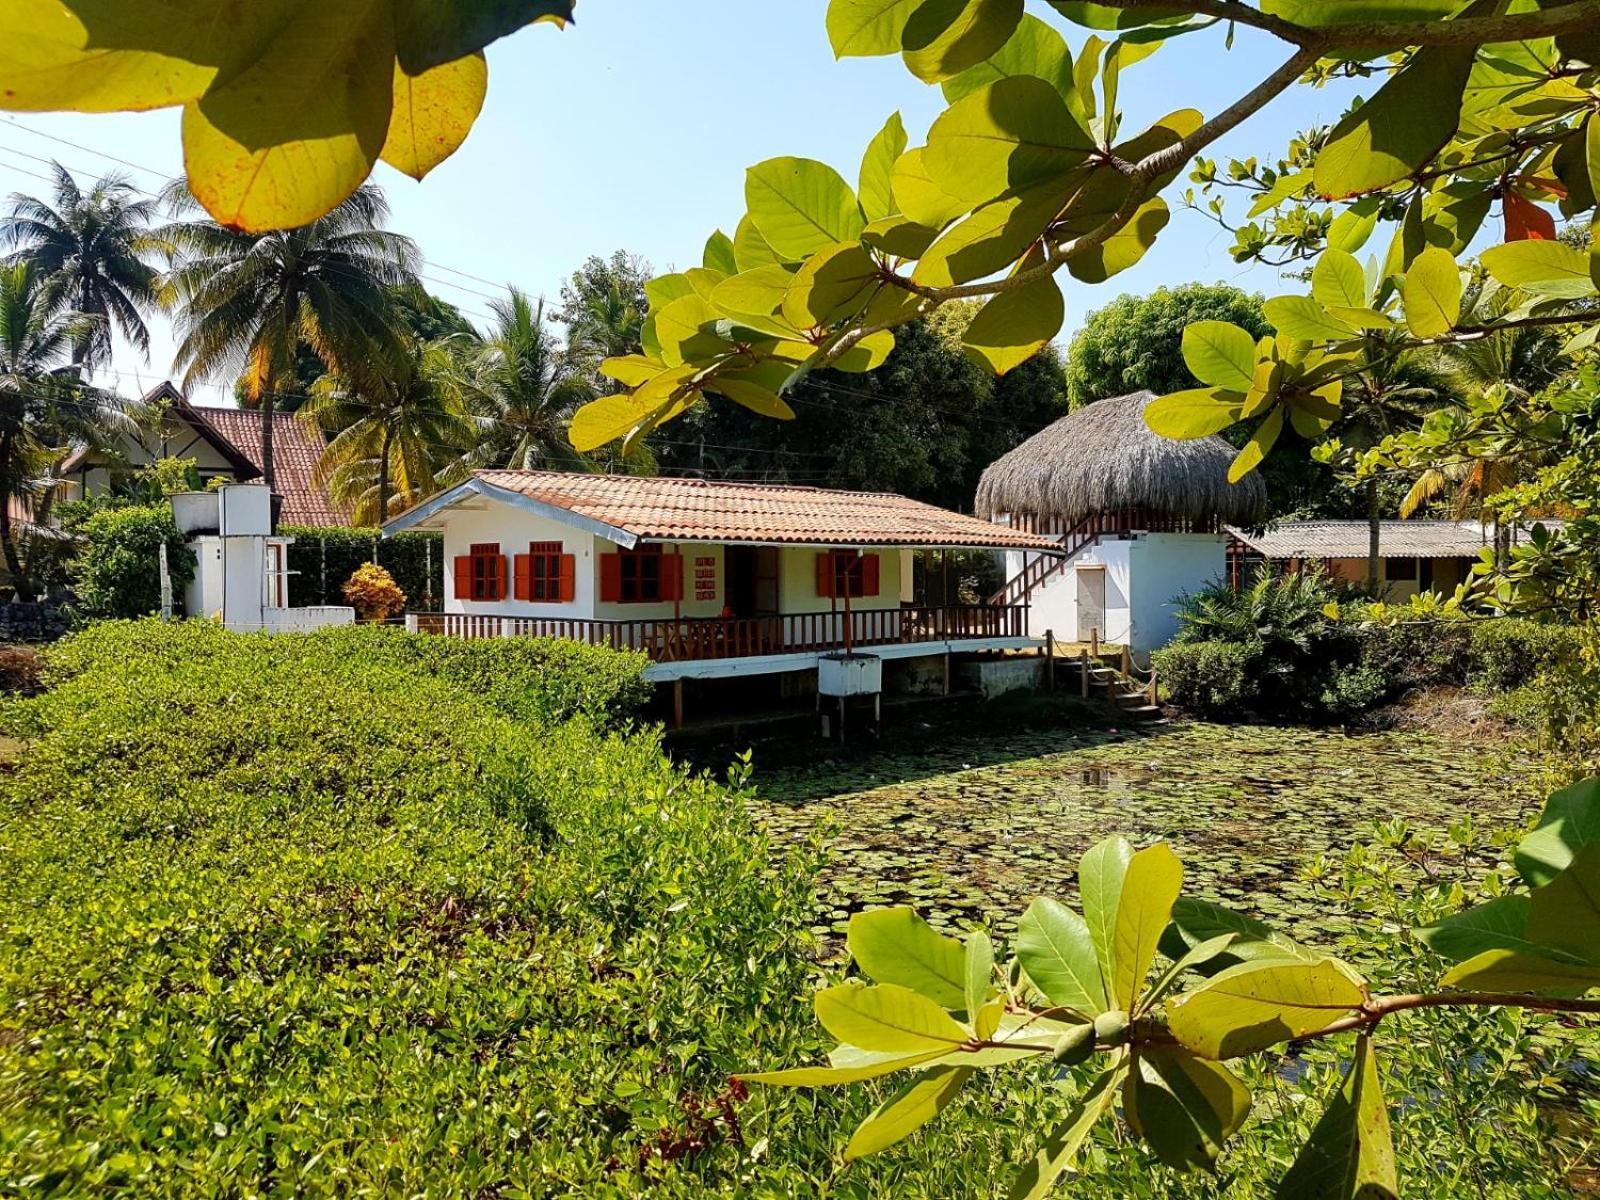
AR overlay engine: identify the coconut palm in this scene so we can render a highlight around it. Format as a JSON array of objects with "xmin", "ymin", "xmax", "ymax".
[
  {"xmin": 300, "ymin": 339, "xmax": 474, "ymax": 524},
  {"xmin": 0, "ymin": 164, "xmax": 161, "ymax": 368},
  {"xmin": 438, "ymin": 289, "xmax": 599, "ymax": 475},
  {"xmin": 162, "ymin": 183, "xmax": 419, "ymax": 489},
  {"xmin": 0, "ymin": 262, "xmax": 129, "ymax": 597}
]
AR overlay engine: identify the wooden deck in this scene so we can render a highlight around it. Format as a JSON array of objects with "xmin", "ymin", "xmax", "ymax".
[{"xmin": 409, "ymin": 604, "xmax": 1029, "ymax": 664}]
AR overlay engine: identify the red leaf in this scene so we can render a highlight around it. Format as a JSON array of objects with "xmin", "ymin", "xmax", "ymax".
[{"xmin": 1504, "ymin": 191, "xmax": 1556, "ymax": 241}]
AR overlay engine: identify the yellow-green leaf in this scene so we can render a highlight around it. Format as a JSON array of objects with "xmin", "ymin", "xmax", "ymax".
[
  {"xmin": 1181, "ymin": 321, "xmax": 1257, "ymax": 392},
  {"xmin": 1016, "ymin": 896, "xmax": 1107, "ymax": 1016},
  {"xmin": 1113, "ymin": 842, "xmax": 1183, "ymax": 1012},
  {"xmin": 1263, "ymin": 296, "xmax": 1357, "ymax": 342},
  {"xmin": 847, "ymin": 907, "xmax": 969, "ymax": 1009},
  {"xmin": 1401, "ymin": 246, "xmax": 1461, "ymax": 338},
  {"xmin": 1079, "ymin": 836, "xmax": 1133, "ymax": 1002},
  {"xmin": 569, "ymin": 366, "xmax": 696, "ymax": 452},
  {"xmin": 1516, "ymin": 778, "xmax": 1600, "ymax": 888},
  {"xmin": 1480, "ymin": 240, "xmax": 1597, "ymax": 299},
  {"xmin": 746, "ymin": 157, "xmax": 865, "ymax": 261},
  {"xmin": 739, "ymin": 1048, "xmax": 950, "ymax": 1087},
  {"xmin": 913, "ymin": 184, "xmax": 1065, "ymax": 287},
  {"xmin": 1008, "ymin": 1065, "xmax": 1124, "ymax": 1200},
  {"xmin": 962, "ymin": 274, "xmax": 1065, "ymax": 375},
  {"xmin": 381, "ymin": 52, "xmax": 486, "ymax": 181},
  {"xmin": 1144, "ymin": 388, "xmax": 1244, "ymax": 440},
  {"xmin": 653, "ymin": 294, "xmax": 729, "ymax": 366},
  {"xmin": 827, "ymin": 0, "xmax": 918, "ymax": 57},
  {"xmin": 1167, "ymin": 959, "xmax": 1367, "ymax": 1059},
  {"xmin": 1275, "ymin": 1034, "xmax": 1397, "ymax": 1200},
  {"xmin": 1125, "ymin": 1047, "xmax": 1251, "ymax": 1172},
  {"xmin": 733, "ymin": 214, "xmax": 785, "ymax": 271},
  {"xmin": 783, "ymin": 243, "xmax": 881, "ymax": 328},
  {"xmin": 1311, "ymin": 250, "xmax": 1367, "ymax": 311},
  {"xmin": 706, "ymin": 377, "xmax": 795, "ymax": 420},
  {"xmin": 891, "ymin": 147, "xmax": 972, "ymax": 230},
  {"xmin": 598, "ymin": 355, "xmax": 668, "ymax": 387},
  {"xmin": 924, "ymin": 75, "xmax": 1094, "ymax": 210},
  {"xmin": 843, "ymin": 1065, "xmax": 973, "ymax": 1161},
  {"xmin": 814, "ymin": 982, "xmax": 973, "ymax": 1053},
  {"xmin": 703, "ymin": 229, "xmax": 739, "ymax": 276},
  {"xmin": 863, "ymin": 215, "xmax": 940, "ymax": 259},
  {"xmin": 1440, "ymin": 948, "xmax": 1600, "ymax": 993},
  {"xmin": 832, "ymin": 328, "xmax": 896, "ymax": 372},
  {"xmin": 1229, "ymin": 406, "xmax": 1284, "ymax": 483},
  {"xmin": 1065, "ymin": 196, "xmax": 1169, "ymax": 284},
  {"xmin": 901, "ymin": 0, "xmax": 1025, "ymax": 84},
  {"xmin": 942, "ymin": 13, "xmax": 1076, "ymax": 106},
  {"xmin": 859, "ymin": 111, "xmax": 909, "ymax": 222},
  {"xmin": 711, "ymin": 265, "xmax": 800, "ymax": 335}
]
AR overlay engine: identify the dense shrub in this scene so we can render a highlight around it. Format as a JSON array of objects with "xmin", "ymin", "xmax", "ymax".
[
  {"xmin": 1465, "ymin": 619, "xmax": 1580, "ymax": 692},
  {"xmin": 282, "ymin": 525, "xmax": 443, "ymax": 611},
  {"xmin": 0, "ymin": 621, "xmax": 820, "ymax": 1196},
  {"xmin": 66, "ymin": 504, "xmax": 196, "ymax": 618},
  {"xmin": 342, "ymin": 560, "xmax": 407, "ymax": 621},
  {"xmin": 1149, "ymin": 640, "xmax": 1258, "ymax": 717}
]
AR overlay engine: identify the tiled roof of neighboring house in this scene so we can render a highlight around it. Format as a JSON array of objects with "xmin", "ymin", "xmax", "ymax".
[
  {"xmin": 397, "ymin": 470, "xmax": 1065, "ymax": 551},
  {"xmin": 194, "ymin": 405, "xmax": 352, "ymax": 528},
  {"xmin": 1229, "ymin": 519, "xmax": 1520, "ymax": 560}
]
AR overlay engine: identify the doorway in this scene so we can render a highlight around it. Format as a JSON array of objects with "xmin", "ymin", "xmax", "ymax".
[
  {"xmin": 724, "ymin": 546, "xmax": 780, "ymax": 617},
  {"xmin": 1074, "ymin": 566, "xmax": 1106, "ymax": 642}
]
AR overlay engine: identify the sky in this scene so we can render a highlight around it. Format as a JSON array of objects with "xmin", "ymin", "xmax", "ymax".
[{"xmin": 0, "ymin": 1, "xmax": 1371, "ymax": 410}]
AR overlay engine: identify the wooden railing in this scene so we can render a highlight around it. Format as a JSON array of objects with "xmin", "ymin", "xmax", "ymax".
[
  {"xmin": 409, "ymin": 605, "xmax": 1028, "ymax": 662},
  {"xmin": 989, "ymin": 515, "xmax": 1100, "ymax": 607}
]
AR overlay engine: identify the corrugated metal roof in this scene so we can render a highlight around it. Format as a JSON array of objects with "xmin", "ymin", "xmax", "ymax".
[
  {"xmin": 1229, "ymin": 520, "xmax": 1499, "ymax": 559},
  {"xmin": 464, "ymin": 470, "xmax": 1064, "ymax": 551}
]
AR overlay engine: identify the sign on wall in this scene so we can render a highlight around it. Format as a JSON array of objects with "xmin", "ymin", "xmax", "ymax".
[{"xmin": 694, "ymin": 555, "xmax": 717, "ymax": 602}]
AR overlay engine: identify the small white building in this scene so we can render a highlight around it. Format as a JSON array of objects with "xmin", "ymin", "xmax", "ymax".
[
  {"xmin": 976, "ymin": 391, "xmax": 1268, "ymax": 656},
  {"xmin": 173, "ymin": 483, "xmax": 354, "ymax": 633}
]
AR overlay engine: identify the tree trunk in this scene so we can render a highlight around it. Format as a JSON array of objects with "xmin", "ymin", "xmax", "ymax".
[
  {"xmin": 1366, "ymin": 479, "xmax": 1382, "ymax": 595},
  {"xmin": 0, "ymin": 435, "xmax": 35, "ymax": 603},
  {"xmin": 259, "ymin": 362, "xmax": 277, "ymax": 491},
  {"xmin": 378, "ymin": 427, "xmax": 392, "ymax": 525}
]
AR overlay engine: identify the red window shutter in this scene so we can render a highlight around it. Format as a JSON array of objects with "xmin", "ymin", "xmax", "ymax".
[
  {"xmin": 600, "ymin": 553, "xmax": 622, "ymax": 602},
  {"xmin": 513, "ymin": 554, "xmax": 532, "ymax": 601},
  {"xmin": 661, "ymin": 553, "xmax": 684, "ymax": 602},
  {"xmin": 816, "ymin": 552, "xmax": 835, "ymax": 598},
  {"xmin": 862, "ymin": 553, "xmax": 881, "ymax": 597},
  {"xmin": 453, "ymin": 556, "xmax": 473, "ymax": 600},
  {"xmin": 558, "ymin": 554, "xmax": 576, "ymax": 603},
  {"xmin": 492, "ymin": 555, "xmax": 510, "ymax": 601}
]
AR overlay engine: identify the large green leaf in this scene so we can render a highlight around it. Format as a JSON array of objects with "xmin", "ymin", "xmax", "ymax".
[
  {"xmin": 703, "ymin": 229, "xmax": 739, "ymax": 276},
  {"xmin": 652, "ymin": 294, "xmax": 730, "ymax": 366},
  {"xmin": 1112, "ymin": 842, "xmax": 1183, "ymax": 1013},
  {"xmin": 1229, "ymin": 406, "xmax": 1284, "ymax": 483},
  {"xmin": 705, "ymin": 377, "xmax": 796, "ymax": 420},
  {"xmin": 815, "ymin": 982, "xmax": 973, "ymax": 1052},
  {"xmin": 843, "ymin": 1065, "xmax": 974, "ymax": 1160},
  {"xmin": 847, "ymin": 907, "xmax": 969, "ymax": 1009},
  {"xmin": 1079, "ymin": 836, "xmax": 1132, "ymax": 1004},
  {"xmin": 863, "ymin": 215, "xmax": 941, "ymax": 259},
  {"xmin": 569, "ymin": 366, "xmax": 697, "ymax": 452},
  {"xmin": 965, "ymin": 931, "xmax": 996, "ymax": 1019},
  {"xmin": 733, "ymin": 215, "xmax": 785, "ymax": 272},
  {"xmin": 393, "ymin": 0, "xmax": 572, "ymax": 74},
  {"xmin": 739, "ymin": 1047, "xmax": 951, "ymax": 1087},
  {"xmin": 1265, "ymin": 0, "xmax": 1459, "ymax": 24},
  {"xmin": 826, "ymin": 0, "xmax": 918, "ymax": 57},
  {"xmin": 1416, "ymin": 895, "xmax": 1542, "ymax": 963},
  {"xmin": 1263, "ymin": 296, "xmax": 1358, "ymax": 342},
  {"xmin": 1048, "ymin": 1, "xmax": 1187, "ymax": 29},
  {"xmin": 1525, "ymin": 841, "xmax": 1600, "ymax": 966},
  {"xmin": 942, "ymin": 13, "xmax": 1076, "ymax": 105},
  {"xmin": 1016, "ymin": 896, "xmax": 1107, "ymax": 1016},
  {"xmin": 1314, "ymin": 45, "xmax": 1476, "ymax": 200},
  {"xmin": 912, "ymin": 184, "xmax": 1064, "ymax": 287},
  {"xmin": 381, "ymin": 53, "xmax": 487, "ymax": 182},
  {"xmin": 962, "ymin": 274, "xmax": 1065, "ymax": 376},
  {"xmin": 1064, "ymin": 196, "xmax": 1169, "ymax": 283},
  {"xmin": 924, "ymin": 74, "xmax": 1094, "ymax": 210},
  {"xmin": 1167, "ymin": 959, "xmax": 1366, "ymax": 1059},
  {"xmin": 1144, "ymin": 388, "xmax": 1244, "ymax": 439},
  {"xmin": 1480, "ymin": 240, "xmax": 1598, "ymax": 299},
  {"xmin": 901, "ymin": 0, "xmax": 1025, "ymax": 84},
  {"xmin": 1401, "ymin": 246, "xmax": 1461, "ymax": 337},
  {"xmin": 860, "ymin": 112, "xmax": 910, "ymax": 223},
  {"xmin": 746, "ymin": 157, "xmax": 866, "ymax": 262},
  {"xmin": 1311, "ymin": 250, "xmax": 1367, "ymax": 311},
  {"xmin": 1275, "ymin": 1035, "xmax": 1398, "ymax": 1200},
  {"xmin": 1008, "ymin": 1064, "xmax": 1124, "ymax": 1200},
  {"xmin": 1125, "ymin": 1047, "xmax": 1251, "ymax": 1172},
  {"xmin": 1516, "ymin": 778, "xmax": 1600, "ymax": 887},
  {"xmin": 783, "ymin": 243, "xmax": 881, "ymax": 328},
  {"xmin": 1440, "ymin": 948, "xmax": 1600, "ymax": 992},
  {"xmin": 1181, "ymin": 321, "xmax": 1258, "ymax": 392},
  {"xmin": 891, "ymin": 147, "xmax": 973, "ymax": 230}
]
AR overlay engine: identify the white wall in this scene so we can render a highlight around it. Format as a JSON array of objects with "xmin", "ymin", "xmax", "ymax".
[
  {"xmin": 66, "ymin": 412, "xmax": 246, "ymax": 500},
  {"xmin": 1129, "ymin": 533, "xmax": 1227, "ymax": 653},
  {"xmin": 441, "ymin": 504, "xmax": 604, "ymax": 618},
  {"xmin": 1027, "ymin": 539, "xmax": 1132, "ymax": 645}
]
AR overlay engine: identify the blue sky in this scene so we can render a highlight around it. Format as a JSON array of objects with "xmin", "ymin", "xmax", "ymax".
[{"xmin": 0, "ymin": 2, "xmax": 1369, "ymax": 407}]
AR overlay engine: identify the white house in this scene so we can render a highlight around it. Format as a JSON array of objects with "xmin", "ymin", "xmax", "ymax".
[
  {"xmin": 975, "ymin": 391, "xmax": 1268, "ymax": 656},
  {"xmin": 382, "ymin": 471, "xmax": 1061, "ymax": 713}
]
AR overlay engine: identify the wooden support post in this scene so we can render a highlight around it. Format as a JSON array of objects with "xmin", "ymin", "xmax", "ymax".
[
  {"xmin": 1090, "ymin": 627, "xmax": 1100, "ymax": 659},
  {"xmin": 1044, "ymin": 628, "xmax": 1054, "ymax": 693},
  {"xmin": 673, "ymin": 679, "xmax": 684, "ymax": 731},
  {"xmin": 1121, "ymin": 644, "xmax": 1131, "ymax": 677},
  {"xmin": 943, "ymin": 652, "xmax": 952, "ymax": 696},
  {"xmin": 1080, "ymin": 649, "xmax": 1089, "ymax": 698}
]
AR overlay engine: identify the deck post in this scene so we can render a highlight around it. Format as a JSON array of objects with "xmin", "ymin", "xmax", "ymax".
[
  {"xmin": 1090, "ymin": 627, "xmax": 1100, "ymax": 659},
  {"xmin": 1044, "ymin": 628, "xmax": 1054, "ymax": 692},
  {"xmin": 1121, "ymin": 644, "xmax": 1131, "ymax": 676},
  {"xmin": 673, "ymin": 679, "xmax": 684, "ymax": 731},
  {"xmin": 943, "ymin": 652, "xmax": 952, "ymax": 696},
  {"xmin": 1080, "ymin": 648, "xmax": 1089, "ymax": 698}
]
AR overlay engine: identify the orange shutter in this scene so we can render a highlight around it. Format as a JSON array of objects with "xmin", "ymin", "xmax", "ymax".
[
  {"xmin": 492, "ymin": 555, "xmax": 509, "ymax": 601},
  {"xmin": 816, "ymin": 552, "xmax": 835, "ymax": 598},
  {"xmin": 558, "ymin": 554, "xmax": 576, "ymax": 603},
  {"xmin": 513, "ymin": 554, "xmax": 532, "ymax": 601},
  {"xmin": 862, "ymin": 553, "xmax": 881, "ymax": 597},
  {"xmin": 661, "ymin": 553, "xmax": 684, "ymax": 602},
  {"xmin": 600, "ymin": 553, "xmax": 622, "ymax": 602},
  {"xmin": 453, "ymin": 556, "xmax": 473, "ymax": 600}
]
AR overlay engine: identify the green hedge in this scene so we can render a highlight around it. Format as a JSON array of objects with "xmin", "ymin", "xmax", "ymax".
[
  {"xmin": 0, "ymin": 621, "xmax": 824, "ymax": 1196},
  {"xmin": 67, "ymin": 504, "xmax": 197, "ymax": 619},
  {"xmin": 280, "ymin": 525, "xmax": 444, "ymax": 611}
]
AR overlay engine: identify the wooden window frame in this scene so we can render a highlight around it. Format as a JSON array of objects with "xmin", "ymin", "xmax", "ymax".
[
  {"xmin": 468, "ymin": 542, "xmax": 506, "ymax": 602},
  {"xmin": 618, "ymin": 544, "xmax": 665, "ymax": 604},
  {"xmin": 527, "ymin": 541, "xmax": 564, "ymax": 602}
]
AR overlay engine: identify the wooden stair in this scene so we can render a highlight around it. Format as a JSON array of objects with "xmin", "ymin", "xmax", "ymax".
[
  {"xmin": 1056, "ymin": 644, "xmax": 1165, "ymax": 722},
  {"xmin": 988, "ymin": 516, "xmax": 1103, "ymax": 607}
]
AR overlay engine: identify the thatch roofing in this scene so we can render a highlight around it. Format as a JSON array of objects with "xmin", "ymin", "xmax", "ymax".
[{"xmin": 975, "ymin": 391, "xmax": 1268, "ymax": 526}]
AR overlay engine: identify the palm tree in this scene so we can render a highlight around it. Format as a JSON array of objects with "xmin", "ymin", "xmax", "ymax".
[
  {"xmin": 0, "ymin": 164, "xmax": 161, "ymax": 368},
  {"xmin": 161, "ymin": 183, "xmax": 419, "ymax": 490},
  {"xmin": 563, "ymin": 277, "xmax": 644, "ymax": 391},
  {"xmin": 437, "ymin": 289, "xmax": 599, "ymax": 475},
  {"xmin": 300, "ymin": 339, "xmax": 474, "ymax": 524},
  {"xmin": 0, "ymin": 262, "xmax": 128, "ymax": 597}
]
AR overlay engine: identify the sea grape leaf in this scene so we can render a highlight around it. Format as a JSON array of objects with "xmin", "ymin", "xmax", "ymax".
[
  {"xmin": 815, "ymin": 982, "xmax": 973, "ymax": 1052},
  {"xmin": 1008, "ymin": 1064, "xmax": 1125, "ymax": 1200},
  {"xmin": 746, "ymin": 157, "xmax": 866, "ymax": 262},
  {"xmin": 843, "ymin": 1065, "xmax": 973, "ymax": 1161},
  {"xmin": 1016, "ymin": 895, "xmax": 1107, "ymax": 1015},
  {"xmin": 1275, "ymin": 1035, "xmax": 1398, "ymax": 1200},
  {"xmin": 962, "ymin": 274, "xmax": 1065, "ymax": 376},
  {"xmin": 1167, "ymin": 959, "xmax": 1367, "ymax": 1059},
  {"xmin": 1181, "ymin": 321, "xmax": 1258, "ymax": 392},
  {"xmin": 847, "ymin": 907, "xmax": 970, "ymax": 1009}
]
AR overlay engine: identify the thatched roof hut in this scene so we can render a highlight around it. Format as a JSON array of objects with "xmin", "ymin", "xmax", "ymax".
[{"xmin": 975, "ymin": 390, "xmax": 1267, "ymax": 527}]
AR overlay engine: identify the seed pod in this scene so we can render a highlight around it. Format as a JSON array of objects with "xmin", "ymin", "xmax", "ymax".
[
  {"xmin": 1093, "ymin": 1010, "xmax": 1130, "ymax": 1046},
  {"xmin": 1052, "ymin": 1023, "xmax": 1096, "ymax": 1065}
]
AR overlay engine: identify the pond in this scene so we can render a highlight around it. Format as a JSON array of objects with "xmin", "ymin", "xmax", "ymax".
[{"xmin": 748, "ymin": 716, "xmax": 1533, "ymax": 943}]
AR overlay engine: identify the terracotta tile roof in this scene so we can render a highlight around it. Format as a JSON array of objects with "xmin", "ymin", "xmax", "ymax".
[
  {"xmin": 469, "ymin": 470, "xmax": 1063, "ymax": 551},
  {"xmin": 1228, "ymin": 519, "xmax": 1546, "ymax": 560},
  {"xmin": 194, "ymin": 405, "xmax": 353, "ymax": 528}
]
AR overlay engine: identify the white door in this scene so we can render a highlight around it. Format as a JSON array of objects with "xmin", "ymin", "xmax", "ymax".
[{"xmin": 1075, "ymin": 567, "xmax": 1105, "ymax": 642}]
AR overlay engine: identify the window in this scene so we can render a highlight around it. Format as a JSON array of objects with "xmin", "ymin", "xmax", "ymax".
[
  {"xmin": 457, "ymin": 542, "xmax": 507, "ymax": 601},
  {"xmin": 816, "ymin": 549, "xmax": 880, "ymax": 599},
  {"xmin": 1385, "ymin": 557, "xmax": 1419, "ymax": 582},
  {"xmin": 600, "ymin": 545, "xmax": 682, "ymax": 604},
  {"xmin": 518, "ymin": 541, "xmax": 573, "ymax": 601}
]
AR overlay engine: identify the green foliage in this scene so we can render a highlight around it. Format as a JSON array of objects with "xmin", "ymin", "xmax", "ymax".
[
  {"xmin": 0, "ymin": 620, "xmax": 815, "ymax": 1195},
  {"xmin": 745, "ymin": 779, "xmax": 1600, "ymax": 1197},
  {"xmin": 1065, "ymin": 283, "xmax": 1269, "ymax": 407},
  {"xmin": 280, "ymin": 525, "xmax": 443, "ymax": 612},
  {"xmin": 1149, "ymin": 639, "xmax": 1258, "ymax": 718},
  {"xmin": 66, "ymin": 503, "xmax": 194, "ymax": 619}
]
